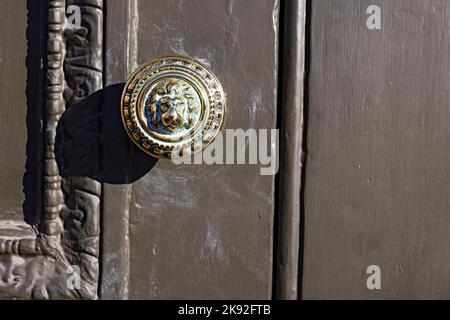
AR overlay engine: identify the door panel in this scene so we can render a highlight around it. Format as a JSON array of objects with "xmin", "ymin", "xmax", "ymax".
[
  {"xmin": 102, "ymin": 0, "xmax": 280, "ymax": 299},
  {"xmin": 303, "ymin": 0, "xmax": 450, "ymax": 299},
  {"xmin": 0, "ymin": 0, "xmax": 27, "ymax": 221}
]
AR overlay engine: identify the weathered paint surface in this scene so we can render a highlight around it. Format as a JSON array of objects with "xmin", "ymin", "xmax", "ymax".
[
  {"xmin": 102, "ymin": 0, "xmax": 279, "ymax": 299},
  {"xmin": 0, "ymin": 0, "xmax": 27, "ymax": 221},
  {"xmin": 303, "ymin": 0, "xmax": 450, "ymax": 299}
]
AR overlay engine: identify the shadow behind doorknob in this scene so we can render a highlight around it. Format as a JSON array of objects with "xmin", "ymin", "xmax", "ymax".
[{"xmin": 55, "ymin": 83, "xmax": 158, "ymax": 184}]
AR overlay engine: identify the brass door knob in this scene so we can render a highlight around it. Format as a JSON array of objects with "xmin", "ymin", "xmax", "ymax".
[{"xmin": 121, "ymin": 56, "xmax": 226, "ymax": 159}]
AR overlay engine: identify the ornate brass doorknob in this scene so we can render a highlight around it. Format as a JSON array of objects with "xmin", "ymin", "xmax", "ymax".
[{"xmin": 121, "ymin": 56, "xmax": 226, "ymax": 159}]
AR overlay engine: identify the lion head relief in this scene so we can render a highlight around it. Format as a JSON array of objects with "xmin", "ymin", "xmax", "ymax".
[{"xmin": 145, "ymin": 78, "xmax": 201, "ymax": 134}]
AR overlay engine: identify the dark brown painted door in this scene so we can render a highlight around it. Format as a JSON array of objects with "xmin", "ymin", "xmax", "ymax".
[
  {"xmin": 3, "ymin": 0, "xmax": 450, "ymax": 301},
  {"xmin": 303, "ymin": 0, "xmax": 450, "ymax": 299},
  {"xmin": 0, "ymin": 1, "xmax": 28, "ymax": 222},
  {"xmin": 0, "ymin": 0, "xmax": 287, "ymax": 300},
  {"xmin": 100, "ymin": 0, "xmax": 280, "ymax": 299}
]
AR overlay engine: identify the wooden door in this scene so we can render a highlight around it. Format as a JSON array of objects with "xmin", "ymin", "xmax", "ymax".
[
  {"xmin": 4, "ymin": 0, "xmax": 450, "ymax": 301},
  {"xmin": 0, "ymin": 0, "xmax": 303, "ymax": 300},
  {"xmin": 303, "ymin": 0, "xmax": 450, "ymax": 299},
  {"xmin": 100, "ymin": 0, "xmax": 281, "ymax": 300}
]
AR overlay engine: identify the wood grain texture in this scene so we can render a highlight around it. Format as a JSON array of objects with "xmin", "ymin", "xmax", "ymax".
[
  {"xmin": 121, "ymin": 0, "xmax": 280, "ymax": 299},
  {"xmin": 0, "ymin": 0, "xmax": 27, "ymax": 221},
  {"xmin": 303, "ymin": 0, "xmax": 450, "ymax": 299}
]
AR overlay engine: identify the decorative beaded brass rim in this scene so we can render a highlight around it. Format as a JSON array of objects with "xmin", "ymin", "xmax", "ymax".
[{"xmin": 121, "ymin": 56, "xmax": 226, "ymax": 159}]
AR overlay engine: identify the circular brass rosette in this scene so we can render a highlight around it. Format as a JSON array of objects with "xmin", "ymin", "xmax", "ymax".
[{"xmin": 121, "ymin": 56, "xmax": 226, "ymax": 159}]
